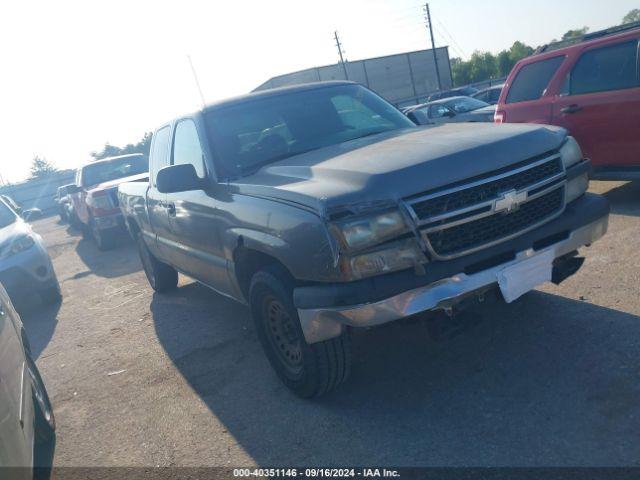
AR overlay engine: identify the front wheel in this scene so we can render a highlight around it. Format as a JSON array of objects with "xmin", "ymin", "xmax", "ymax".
[
  {"xmin": 137, "ymin": 234, "xmax": 178, "ymax": 292},
  {"xmin": 40, "ymin": 284, "xmax": 62, "ymax": 305},
  {"xmin": 249, "ymin": 266, "xmax": 351, "ymax": 398}
]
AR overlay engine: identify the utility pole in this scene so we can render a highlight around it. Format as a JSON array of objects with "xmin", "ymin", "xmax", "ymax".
[
  {"xmin": 424, "ymin": 3, "xmax": 442, "ymax": 91},
  {"xmin": 334, "ymin": 31, "xmax": 349, "ymax": 80}
]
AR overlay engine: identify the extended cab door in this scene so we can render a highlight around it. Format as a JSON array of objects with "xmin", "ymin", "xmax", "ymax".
[
  {"xmin": 552, "ymin": 38, "xmax": 640, "ymax": 169},
  {"xmin": 162, "ymin": 117, "xmax": 235, "ymax": 296},
  {"xmin": 0, "ymin": 288, "xmax": 32, "ymax": 468},
  {"xmin": 146, "ymin": 124, "xmax": 174, "ymax": 261}
]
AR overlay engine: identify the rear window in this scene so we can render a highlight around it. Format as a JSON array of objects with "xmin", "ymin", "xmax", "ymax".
[
  {"xmin": 82, "ymin": 155, "xmax": 148, "ymax": 187},
  {"xmin": 569, "ymin": 40, "xmax": 639, "ymax": 95},
  {"xmin": 506, "ymin": 56, "xmax": 565, "ymax": 104}
]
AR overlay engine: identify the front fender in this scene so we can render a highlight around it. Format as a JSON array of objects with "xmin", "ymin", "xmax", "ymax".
[{"xmin": 222, "ymin": 223, "xmax": 339, "ymax": 283}]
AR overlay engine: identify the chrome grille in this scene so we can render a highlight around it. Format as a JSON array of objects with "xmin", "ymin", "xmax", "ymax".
[{"xmin": 403, "ymin": 153, "xmax": 566, "ymax": 260}]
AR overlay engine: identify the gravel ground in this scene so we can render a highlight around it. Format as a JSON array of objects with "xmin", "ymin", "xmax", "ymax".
[{"xmin": 19, "ymin": 181, "xmax": 640, "ymax": 467}]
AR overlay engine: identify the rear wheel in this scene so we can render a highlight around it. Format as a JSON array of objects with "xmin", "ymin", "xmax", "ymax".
[
  {"xmin": 249, "ymin": 266, "xmax": 351, "ymax": 398},
  {"xmin": 137, "ymin": 234, "xmax": 178, "ymax": 292},
  {"xmin": 90, "ymin": 217, "xmax": 116, "ymax": 251}
]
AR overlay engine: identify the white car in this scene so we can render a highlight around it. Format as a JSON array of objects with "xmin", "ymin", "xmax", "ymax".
[
  {"xmin": 0, "ymin": 282, "xmax": 55, "ymax": 477},
  {"xmin": 0, "ymin": 198, "xmax": 61, "ymax": 307}
]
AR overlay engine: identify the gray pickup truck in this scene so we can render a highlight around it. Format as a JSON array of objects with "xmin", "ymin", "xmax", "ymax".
[{"xmin": 119, "ymin": 81, "xmax": 609, "ymax": 397}]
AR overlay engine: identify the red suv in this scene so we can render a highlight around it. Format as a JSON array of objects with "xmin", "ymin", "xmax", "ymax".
[{"xmin": 496, "ymin": 23, "xmax": 640, "ymax": 180}]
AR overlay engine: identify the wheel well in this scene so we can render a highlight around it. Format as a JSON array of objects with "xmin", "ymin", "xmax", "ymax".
[{"xmin": 233, "ymin": 245, "xmax": 292, "ymax": 299}]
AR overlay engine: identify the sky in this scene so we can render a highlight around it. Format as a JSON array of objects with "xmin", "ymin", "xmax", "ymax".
[{"xmin": 0, "ymin": 0, "xmax": 636, "ymax": 183}]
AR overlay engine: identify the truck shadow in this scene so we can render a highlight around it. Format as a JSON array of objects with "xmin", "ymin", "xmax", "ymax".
[
  {"xmin": 74, "ymin": 236, "xmax": 141, "ymax": 278},
  {"xmin": 18, "ymin": 300, "xmax": 61, "ymax": 360},
  {"xmin": 600, "ymin": 181, "xmax": 640, "ymax": 217},
  {"xmin": 151, "ymin": 285, "xmax": 640, "ymax": 466}
]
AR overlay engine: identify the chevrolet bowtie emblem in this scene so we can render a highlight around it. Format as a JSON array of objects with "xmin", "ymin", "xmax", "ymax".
[{"xmin": 494, "ymin": 189, "xmax": 527, "ymax": 214}]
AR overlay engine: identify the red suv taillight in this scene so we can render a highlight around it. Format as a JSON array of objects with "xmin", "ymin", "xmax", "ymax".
[
  {"xmin": 87, "ymin": 190, "xmax": 115, "ymax": 214},
  {"xmin": 494, "ymin": 110, "xmax": 505, "ymax": 124}
]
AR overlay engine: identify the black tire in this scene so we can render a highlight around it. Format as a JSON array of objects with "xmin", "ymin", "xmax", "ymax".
[
  {"xmin": 25, "ymin": 355, "xmax": 55, "ymax": 443},
  {"xmin": 249, "ymin": 265, "xmax": 351, "ymax": 398},
  {"xmin": 90, "ymin": 218, "xmax": 116, "ymax": 251},
  {"xmin": 40, "ymin": 285, "xmax": 62, "ymax": 305},
  {"xmin": 137, "ymin": 234, "xmax": 178, "ymax": 292}
]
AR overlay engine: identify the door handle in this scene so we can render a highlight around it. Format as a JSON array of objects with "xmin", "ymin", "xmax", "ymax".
[
  {"xmin": 561, "ymin": 104, "xmax": 582, "ymax": 114},
  {"xmin": 166, "ymin": 202, "xmax": 176, "ymax": 217}
]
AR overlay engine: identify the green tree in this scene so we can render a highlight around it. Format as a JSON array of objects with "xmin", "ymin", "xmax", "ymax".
[
  {"xmin": 496, "ymin": 50, "xmax": 513, "ymax": 78},
  {"xmin": 451, "ymin": 41, "xmax": 536, "ymax": 87},
  {"xmin": 91, "ymin": 132, "xmax": 153, "ymax": 161},
  {"xmin": 561, "ymin": 26, "xmax": 589, "ymax": 40},
  {"xmin": 468, "ymin": 51, "xmax": 498, "ymax": 83},
  {"xmin": 623, "ymin": 9, "xmax": 640, "ymax": 23},
  {"xmin": 508, "ymin": 41, "xmax": 534, "ymax": 62},
  {"xmin": 30, "ymin": 156, "xmax": 57, "ymax": 179}
]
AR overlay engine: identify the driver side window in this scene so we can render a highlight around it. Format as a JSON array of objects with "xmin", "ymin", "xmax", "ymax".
[
  {"xmin": 172, "ymin": 119, "xmax": 206, "ymax": 178},
  {"xmin": 429, "ymin": 104, "xmax": 450, "ymax": 118}
]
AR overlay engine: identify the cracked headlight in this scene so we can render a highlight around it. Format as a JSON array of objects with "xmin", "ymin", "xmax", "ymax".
[
  {"xmin": 329, "ymin": 210, "xmax": 408, "ymax": 251},
  {"xmin": 343, "ymin": 239, "xmax": 426, "ymax": 279}
]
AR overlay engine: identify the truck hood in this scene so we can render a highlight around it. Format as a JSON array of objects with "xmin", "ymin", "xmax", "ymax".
[
  {"xmin": 87, "ymin": 172, "xmax": 149, "ymax": 194},
  {"xmin": 229, "ymin": 123, "xmax": 566, "ymax": 215}
]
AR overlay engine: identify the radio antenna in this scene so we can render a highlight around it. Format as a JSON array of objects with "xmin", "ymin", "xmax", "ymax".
[{"xmin": 187, "ymin": 55, "xmax": 206, "ymax": 107}]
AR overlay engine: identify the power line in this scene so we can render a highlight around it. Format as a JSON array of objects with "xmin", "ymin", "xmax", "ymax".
[{"xmin": 435, "ymin": 18, "xmax": 468, "ymax": 58}]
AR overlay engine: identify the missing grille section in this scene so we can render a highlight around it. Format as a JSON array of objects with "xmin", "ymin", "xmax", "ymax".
[
  {"xmin": 426, "ymin": 187, "xmax": 564, "ymax": 257},
  {"xmin": 411, "ymin": 157, "xmax": 563, "ymax": 221},
  {"xmin": 533, "ymin": 230, "xmax": 569, "ymax": 250},
  {"xmin": 464, "ymin": 251, "xmax": 516, "ymax": 275}
]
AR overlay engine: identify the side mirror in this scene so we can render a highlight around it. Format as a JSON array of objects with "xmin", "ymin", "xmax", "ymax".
[
  {"xmin": 66, "ymin": 184, "xmax": 81, "ymax": 194},
  {"xmin": 156, "ymin": 164, "xmax": 204, "ymax": 194},
  {"xmin": 22, "ymin": 208, "xmax": 42, "ymax": 221}
]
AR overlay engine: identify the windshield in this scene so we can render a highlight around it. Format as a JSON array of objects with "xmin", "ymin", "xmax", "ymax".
[
  {"xmin": 444, "ymin": 97, "xmax": 489, "ymax": 113},
  {"xmin": 82, "ymin": 155, "xmax": 148, "ymax": 187},
  {"xmin": 204, "ymin": 84, "xmax": 414, "ymax": 178},
  {"xmin": 0, "ymin": 199, "xmax": 17, "ymax": 228}
]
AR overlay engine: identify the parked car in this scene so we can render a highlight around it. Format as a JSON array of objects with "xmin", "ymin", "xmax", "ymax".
[
  {"xmin": 427, "ymin": 86, "xmax": 479, "ymax": 101},
  {"xmin": 495, "ymin": 22, "xmax": 640, "ymax": 180},
  {"xmin": 119, "ymin": 81, "xmax": 608, "ymax": 398},
  {"xmin": 0, "ymin": 281, "xmax": 56, "ymax": 478},
  {"xmin": 68, "ymin": 153, "xmax": 149, "ymax": 250},
  {"xmin": 55, "ymin": 184, "xmax": 75, "ymax": 222},
  {"xmin": 471, "ymin": 84, "xmax": 504, "ymax": 104},
  {"xmin": 0, "ymin": 195, "xmax": 43, "ymax": 222},
  {"xmin": 405, "ymin": 96, "xmax": 496, "ymax": 125},
  {"xmin": 0, "ymin": 198, "xmax": 61, "ymax": 306},
  {"xmin": 1, "ymin": 194, "xmax": 22, "ymax": 216}
]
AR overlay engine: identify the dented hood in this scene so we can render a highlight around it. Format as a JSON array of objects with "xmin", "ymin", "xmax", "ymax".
[{"xmin": 229, "ymin": 122, "xmax": 567, "ymax": 215}]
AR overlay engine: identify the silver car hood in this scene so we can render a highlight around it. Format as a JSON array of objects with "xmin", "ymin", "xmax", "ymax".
[{"xmin": 230, "ymin": 123, "xmax": 567, "ymax": 215}]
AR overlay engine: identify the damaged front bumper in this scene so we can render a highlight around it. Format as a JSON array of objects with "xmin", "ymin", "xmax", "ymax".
[{"xmin": 296, "ymin": 193, "xmax": 609, "ymax": 344}]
